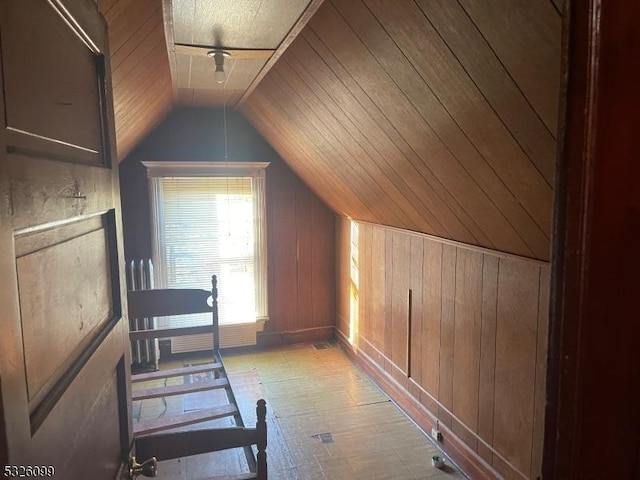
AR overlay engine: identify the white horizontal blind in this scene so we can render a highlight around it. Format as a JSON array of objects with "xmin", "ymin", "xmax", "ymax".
[{"xmin": 159, "ymin": 177, "xmax": 256, "ymax": 327}]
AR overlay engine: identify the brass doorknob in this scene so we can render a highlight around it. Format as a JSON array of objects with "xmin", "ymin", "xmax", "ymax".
[{"xmin": 129, "ymin": 456, "xmax": 157, "ymax": 478}]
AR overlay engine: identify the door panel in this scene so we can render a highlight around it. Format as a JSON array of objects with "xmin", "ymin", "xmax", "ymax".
[
  {"xmin": 2, "ymin": 0, "xmax": 103, "ymax": 154},
  {"xmin": 22, "ymin": 333, "xmax": 128, "ymax": 475},
  {"xmin": 16, "ymin": 214, "xmax": 115, "ymax": 407},
  {"xmin": 8, "ymin": 155, "xmax": 115, "ymax": 229},
  {"xmin": 0, "ymin": 0, "xmax": 130, "ymax": 477}
]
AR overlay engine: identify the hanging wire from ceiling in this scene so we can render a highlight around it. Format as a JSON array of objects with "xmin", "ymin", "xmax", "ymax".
[
  {"xmin": 207, "ymin": 49, "xmax": 230, "ymax": 162},
  {"xmin": 223, "ymin": 93, "xmax": 229, "ymax": 163},
  {"xmin": 222, "ymin": 66, "xmax": 231, "ymax": 236}
]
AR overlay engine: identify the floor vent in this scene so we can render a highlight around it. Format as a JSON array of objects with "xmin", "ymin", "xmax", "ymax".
[
  {"xmin": 313, "ymin": 342, "xmax": 334, "ymax": 350},
  {"xmin": 311, "ymin": 432, "xmax": 334, "ymax": 443}
]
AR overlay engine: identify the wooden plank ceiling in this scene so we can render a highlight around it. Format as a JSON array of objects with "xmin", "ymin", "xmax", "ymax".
[
  {"xmin": 99, "ymin": 0, "xmax": 174, "ymax": 160},
  {"xmin": 99, "ymin": 0, "xmax": 561, "ymax": 259},
  {"xmin": 239, "ymin": 0, "xmax": 562, "ymax": 260}
]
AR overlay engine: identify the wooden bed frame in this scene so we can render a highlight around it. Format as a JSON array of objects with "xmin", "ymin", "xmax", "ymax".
[{"xmin": 127, "ymin": 276, "xmax": 267, "ymax": 479}]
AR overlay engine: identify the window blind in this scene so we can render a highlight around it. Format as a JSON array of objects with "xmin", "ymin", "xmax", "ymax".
[{"xmin": 157, "ymin": 176, "xmax": 256, "ymax": 327}]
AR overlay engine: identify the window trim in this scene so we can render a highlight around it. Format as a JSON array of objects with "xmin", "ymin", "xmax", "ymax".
[{"xmin": 143, "ymin": 161, "xmax": 269, "ymax": 179}]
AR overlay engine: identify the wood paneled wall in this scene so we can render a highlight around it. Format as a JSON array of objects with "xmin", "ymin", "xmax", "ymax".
[
  {"xmin": 119, "ymin": 107, "xmax": 335, "ymax": 339},
  {"xmin": 266, "ymin": 159, "xmax": 336, "ymax": 342},
  {"xmin": 336, "ymin": 216, "xmax": 549, "ymax": 479},
  {"xmin": 99, "ymin": 0, "xmax": 173, "ymax": 161},
  {"xmin": 242, "ymin": 0, "xmax": 561, "ymax": 261}
]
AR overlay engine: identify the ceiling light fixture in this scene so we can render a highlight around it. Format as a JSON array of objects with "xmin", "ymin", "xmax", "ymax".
[{"xmin": 207, "ymin": 50, "xmax": 230, "ymax": 84}]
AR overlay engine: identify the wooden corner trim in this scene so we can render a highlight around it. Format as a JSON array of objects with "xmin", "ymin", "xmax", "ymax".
[
  {"xmin": 235, "ymin": 0, "xmax": 325, "ymax": 108},
  {"xmin": 161, "ymin": 0, "xmax": 179, "ymax": 101}
]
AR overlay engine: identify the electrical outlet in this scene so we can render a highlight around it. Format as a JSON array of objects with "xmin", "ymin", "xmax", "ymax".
[{"xmin": 431, "ymin": 427, "xmax": 443, "ymax": 442}]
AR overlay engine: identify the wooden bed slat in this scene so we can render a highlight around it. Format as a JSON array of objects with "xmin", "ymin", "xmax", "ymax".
[
  {"xmin": 134, "ymin": 404, "xmax": 238, "ymax": 436},
  {"xmin": 135, "ymin": 427, "xmax": 259, "ymax": 460},
  {"xmin": 132, "ymin": 377, "xmax": 229, "ymax": 401},
  {"xmin": 131, "ymin": 362, "xmax": 222, "ymax": 383}
]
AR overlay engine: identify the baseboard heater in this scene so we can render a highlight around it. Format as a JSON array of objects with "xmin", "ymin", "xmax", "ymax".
[{"xmin": 170, "ymin": 320, "xmax": 264, "ymax": 354}]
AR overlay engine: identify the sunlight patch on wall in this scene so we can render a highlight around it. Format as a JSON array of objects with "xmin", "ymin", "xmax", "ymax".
[{"xmin": 349, "ymin": 220, "xmax": 359, "ymax": 345}]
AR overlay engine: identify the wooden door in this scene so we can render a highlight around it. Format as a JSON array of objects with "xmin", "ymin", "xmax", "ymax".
[
  {"xmin": 544, "ymin": 0, "xmax": 640, "ymax": 478},
  {"xmin": 0, "ymin": 1, "xmax": 132, "ymax": 477}
]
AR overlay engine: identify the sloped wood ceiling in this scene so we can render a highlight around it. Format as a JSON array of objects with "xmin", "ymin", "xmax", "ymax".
[
  {"xmin": 99, "ymin": 0, "xmax": 173, "ymax": 160},
  {"xmin": 240, "ymin": 0, "xmax": 561, "ymax": 260}
]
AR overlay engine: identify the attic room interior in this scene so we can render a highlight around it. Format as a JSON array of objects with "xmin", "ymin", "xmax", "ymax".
[{"xmin": 0, "ymin": 0, "xmax": 638, "ymax": 479}]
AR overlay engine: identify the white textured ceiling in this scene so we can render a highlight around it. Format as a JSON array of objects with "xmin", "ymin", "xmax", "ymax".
[{"xmin": 168, "ymin": 0, "xmax": 312, "ymax": 107}]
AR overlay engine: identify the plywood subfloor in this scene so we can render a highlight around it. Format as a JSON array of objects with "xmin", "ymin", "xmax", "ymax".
[{"xmin": 133, "ymin": 343, "xmax": 468, "ymax": 479}]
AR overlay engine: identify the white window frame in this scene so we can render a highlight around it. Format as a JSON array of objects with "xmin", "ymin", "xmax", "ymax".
[{"xmin": 143, "ymin": 161, "xmax": 270, "ymax": 350}]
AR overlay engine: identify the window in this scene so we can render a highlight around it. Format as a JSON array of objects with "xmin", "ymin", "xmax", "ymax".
[{"xmin": 144, "ymin": 161, "xmax": 269, "ymax": 350}]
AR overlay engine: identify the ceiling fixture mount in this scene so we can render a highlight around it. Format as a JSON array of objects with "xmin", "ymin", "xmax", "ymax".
[{"xmin": 207, "ymin": 50, "xmax": 230, "ymax": 84}]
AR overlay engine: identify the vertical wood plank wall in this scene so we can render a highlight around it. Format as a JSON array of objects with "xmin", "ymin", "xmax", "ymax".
[
  {"xmin": 336, "ymin": 217, "xmax": 549, "ymax": 480},
  {"xmin": 265, "ymin": 159, "xmax": 336, "ymax": 342},
  {"xmin": 99, "ymin": 0, "xmax": 173, "ymax": 161},
  {"xmin": 118, "ymin": 108, "xmax": 335, "ymax": 341}
]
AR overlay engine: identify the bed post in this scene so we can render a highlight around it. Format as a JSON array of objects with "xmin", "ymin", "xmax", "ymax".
[
  {"xmin": 256, "ymin": 399, "xmax": 267, "ymax": 480},
  {"xmin": 211, "ymin": 275, "xmax": 220, "ymax": 354}
]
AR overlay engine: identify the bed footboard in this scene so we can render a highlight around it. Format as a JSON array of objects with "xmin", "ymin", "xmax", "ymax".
[{"xmin": 134, "ymin": 400, "xmax": 267, "ymax": 479}]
